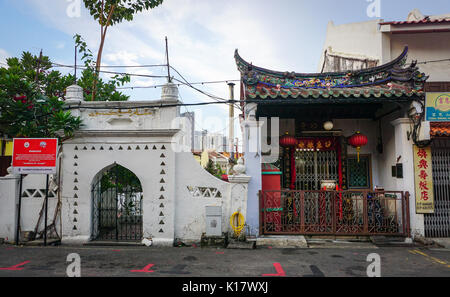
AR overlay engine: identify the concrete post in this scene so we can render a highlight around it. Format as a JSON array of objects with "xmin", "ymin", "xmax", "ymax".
[
  {"xmin": 242, "ymin": 103, "xmax": 262, "ymax": 237},
  {"xmin": 161, "ymin": 83, "xmax": 179, "ymax": 101},
  {"xmin": 65, "ymin": 84, "xmax": 84, "ymax": 118},
  {"xmin": 228, "ymin": 158, "xmax": 251, "ymax": 236}
]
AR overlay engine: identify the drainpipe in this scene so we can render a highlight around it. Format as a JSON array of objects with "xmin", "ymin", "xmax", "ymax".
[{"xmin": 228, "ymin": 83, "xmax": 235, "ymax": 160}]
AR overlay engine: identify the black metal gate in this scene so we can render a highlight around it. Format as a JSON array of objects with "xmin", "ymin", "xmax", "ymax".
[
  {"xmin": 425, "ymin": 139, "xmax": 450, "ymax": 238},
  {"xmin": 91, "ymin": 164, "xmax": 143, "ymax": 241}
]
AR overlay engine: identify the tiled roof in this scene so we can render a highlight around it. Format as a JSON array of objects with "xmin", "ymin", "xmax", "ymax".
[
  {"xmin": 431, "ymin": 122, "xmax": 450, "ymax": 137},
  {"xmin": 235, "ymin": 46, "xmax": 428, "ymax": 101},
  {"xmin": 380, "ymin": 18, "xmax": 450, "ymax": 25}
]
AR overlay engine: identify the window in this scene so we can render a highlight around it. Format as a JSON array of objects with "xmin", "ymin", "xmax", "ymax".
[{"xmin": 347, "ymin": 155, "xmax": 372, "ymax": 189}]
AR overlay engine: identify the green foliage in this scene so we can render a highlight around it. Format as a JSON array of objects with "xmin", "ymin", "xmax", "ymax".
[
  {"xmin": 205, "ymin": 159, "xmax": 226, "ymax": 179},
  {"xmin": 83, "ymin": 0, "xmax": 164, "ymax": 26},
  {"xmin": 0, "ymin": 52, "xmax": 82, "ymax": 139},
  {"xmin": 74, "ymin": 34, "xmax": 130, "ymax": 101},
  {"xmin": 0, "ymin": 44, "xmax": 131, "ymax": 139},
  {"xmin": 100, "ymin": 164, "xmax": 142, "ymax": 193}
]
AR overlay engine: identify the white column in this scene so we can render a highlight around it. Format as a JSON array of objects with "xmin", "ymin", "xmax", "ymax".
[
  {"xmin": 242, "ymin": 103, "xmax": 262, "ymax": 237},
  {"xmin": 228, "ymin": 158, "xmax": 251, "ymax": 235},
  {"xmin": 391, "ymin": 118, "xmax": 424, "ymax": 237}
]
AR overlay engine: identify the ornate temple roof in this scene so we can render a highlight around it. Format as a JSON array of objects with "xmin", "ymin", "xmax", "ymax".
[
  {"xmin": 235, "ymin": 46, "xmax": 428, "ymax": 101},
  {"xmin": 431, "ymin": 122, "xmax": 450, "ymax": 137}
]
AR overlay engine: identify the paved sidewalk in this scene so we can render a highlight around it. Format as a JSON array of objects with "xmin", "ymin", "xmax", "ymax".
[
  {"xmin": 1, "ymin": 243, "xmax": 449, "ymax": 277},
  {"xmin": 430, "ymin": 238, "xmax": 450, "ymax": 249}
]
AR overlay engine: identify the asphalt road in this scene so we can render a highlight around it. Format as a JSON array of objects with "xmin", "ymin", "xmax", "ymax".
[{"xmin": 0, "ymin": 244, "xmax": 449, "ymax": 278}]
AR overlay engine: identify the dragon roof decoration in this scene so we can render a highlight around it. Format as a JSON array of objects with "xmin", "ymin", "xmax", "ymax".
[{"xmin": 235, "ymin": 46, "xmax": 428, "ymax": 100}]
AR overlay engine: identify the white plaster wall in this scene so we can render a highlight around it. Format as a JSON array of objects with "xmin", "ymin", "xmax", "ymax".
[
  {"xmin": 377, "ymin": 112, "xmax": 399, "ymax": 191},
  {"xmin": 75, "ymin": 101, "xmax": 179, "ymax": 131},
  {"xmin": 390, "ymin": 32, "xmax": 450, "ymax": 82},
  {"xmin": 318, "ymin": 20, "xmax": 382, "ymax": 72},
  {"xmin": 19, "ymin": 174, "xmax": 59, "ymax": 234},
  {"xmin": 333, "ymin": 119, "xmax": 381, "ymax": 188},
  {"xmin": 0, "ymin": 175, "xmax": 20, "ymax": 242},
  {"xmin": 60, "ymin": 136, "xmax": 176, "ymax": 244},
  {"xmin": 174, "ymin": 152, "xmax": 231, "ymax": 242}
]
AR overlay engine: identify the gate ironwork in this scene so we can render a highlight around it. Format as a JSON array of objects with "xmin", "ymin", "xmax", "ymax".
[
  {"xmin": 425, "ymin": 139, "xmax": 450, "ymax": 238},
  {"xmin": 92, "ymin": 164, "xmax": 143, "ymax": 241},
  {"xmin": 259, "ymin": 190, "xmax": 410, "ymax": 236},
  {"xmin": 295, "ymin": 150, "xmax": 338, "ymax": 190}
]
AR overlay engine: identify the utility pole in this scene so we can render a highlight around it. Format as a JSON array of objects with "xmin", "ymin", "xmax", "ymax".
[
  {"xmin": 228, "ymin": 83, "xmax": 235, "ymax": 161},
  {"xmin": 165, "ymin": 36, "xmax": 171, "ymax": 83},
  {"xmin": 35, "ymin": 49, "xmax": 43, "ymax": 83},
  {"xmin": 74, "ymin": 44, "xmax": 78, "ymax": 84}
]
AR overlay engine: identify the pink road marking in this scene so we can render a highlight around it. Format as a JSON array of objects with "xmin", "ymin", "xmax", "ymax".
[
  {"xmin": 216, "ymin": 252, "xmax": 225, "ymax": 254},
  {"xmin": 130, "ymin": 264, "xmax": 155, "ymax": 273},
  {"xmin": 0, "ymin": 261, "xmax": 30, "ymax": 271},
  {"xmin": 262, "ymin": 263, "xmax": 286, "ymax": 277}
]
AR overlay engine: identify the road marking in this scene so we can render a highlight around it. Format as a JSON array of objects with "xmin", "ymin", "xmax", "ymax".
[
  {"xmin": 262, "ymin": 262, "xmax": 286, "ymax": 277},
  {"xmin": 409, "ymin": 249, "xmax": 450, "ymax": 267},
  {"xmin": 216, "ymin": 252, "xmax": 224, "ymax": 254},
  {"xmin": 130, "ymin": 264, "xmax": 155, "ymax": 273},
  {"xmin": 0, "ymin": 261, "xmax": 30, "ymax": 271}
]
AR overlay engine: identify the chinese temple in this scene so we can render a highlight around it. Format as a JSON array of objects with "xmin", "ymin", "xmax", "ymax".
[{"xmin": 236, "ymin": 46, "xmax": 430, "ymax": 238}]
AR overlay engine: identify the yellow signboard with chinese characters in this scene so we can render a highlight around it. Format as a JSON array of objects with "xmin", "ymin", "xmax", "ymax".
[
  {"xmin": 426, "ymin": 92, "xmax": 450, "ymax": 121},
  {"xmin": 413, "ymin": 145, "xmax": 434, "ymax": 214}
]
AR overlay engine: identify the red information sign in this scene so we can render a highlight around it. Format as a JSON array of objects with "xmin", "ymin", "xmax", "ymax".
[{"xmin": 12, "ymin": 138, "xmax": 58, "ymax": 174}]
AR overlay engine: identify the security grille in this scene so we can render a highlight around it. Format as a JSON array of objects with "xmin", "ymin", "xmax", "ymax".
[
  {"xmin": 425, "ymin": 139, "xmax": 450, "ymax": 238},
  {"xmin": 295, "ymin": 150, "xmax": 338, "ymax": 190}
]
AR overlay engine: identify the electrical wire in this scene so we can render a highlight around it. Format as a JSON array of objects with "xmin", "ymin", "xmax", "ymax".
[
  {"xmin": 116, "ymin": 79, "xmax": 240, "ymax": 90},
  {"xmin": 170, "ymin": 66, "xmax": 241, "ymax": 110},
  {"xmin": 51, "ymin": 63, "xmax": 168, "ymax": 78}
]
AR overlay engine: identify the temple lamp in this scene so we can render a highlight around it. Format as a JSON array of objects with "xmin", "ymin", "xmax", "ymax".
[
  {"xmin": 323, "ymin": 121, "xmax": 334, "ymax": 131},
  {"xmin": 348, "ymin": 131, "xmax": 368, "ymax": 162},
  {"xmin": 279, "ymin": 132, "xmax": 297, "ymax": 148}
]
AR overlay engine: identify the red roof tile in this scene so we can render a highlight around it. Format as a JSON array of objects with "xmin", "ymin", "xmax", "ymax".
[
  {"xmin": 380, "ymin": 18, "xmax": 450, "ymax": 26},
  {"xmin": 431, "ymin": 122, "xmax": 450, "ymax": 137}
]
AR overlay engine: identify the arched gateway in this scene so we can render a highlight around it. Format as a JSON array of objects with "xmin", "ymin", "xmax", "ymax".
[{"xmin": 91, "ymin": 164, "xmax": 143, "ymax": 241}]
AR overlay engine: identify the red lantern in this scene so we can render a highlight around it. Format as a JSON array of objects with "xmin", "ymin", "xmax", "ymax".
[
  {"xmin": 348, "ymin": 131, "xmax": 368, "ymax": 162},
  {"xmin": 280, "ymin": 132, "xmax": 297, "ymax": 147}
]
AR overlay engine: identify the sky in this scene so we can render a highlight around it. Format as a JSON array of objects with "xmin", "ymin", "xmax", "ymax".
[{"xmin": 1, "ymin": 0, "xmax": 450, "ymax": 149}]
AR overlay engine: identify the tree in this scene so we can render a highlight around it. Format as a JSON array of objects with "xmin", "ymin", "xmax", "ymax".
[
  {"xmin": 205, "ymin": 159, "xmax": 226, "ymax": 179},
  {"xmin": 205, "ymin": 159, "xmax": 217, "ymax": 176},
  {"xmin": 0, "ymin": 52, "xmax": 82, "ymax": 140},
  {"xmin": 82, "ymin": 0, "xmax": 164, "ymax": 100},
  {"xmin": 0, "ymin": 47, "xmax": 131, "ymax": 140},
  {"xmin": 74, "ymin": 34, "xmax": 130, "ymax": 101}
]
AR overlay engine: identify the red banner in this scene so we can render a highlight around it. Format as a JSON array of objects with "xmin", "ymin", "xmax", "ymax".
[
  {"xmin": 12, "ymin": 138, "xmax": 58, "ymax": 174},
  {"xmin": 296, "ymin": 137, "xmax": 337, "ymax": 151}
]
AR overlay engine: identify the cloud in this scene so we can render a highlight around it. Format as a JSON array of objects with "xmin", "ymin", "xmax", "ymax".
[
  {"xmin": 56, "ymin": 42, "xmax": 65, "ymax": 50},
  {"xmin": 22, "ymin": 0, "xmax": 303, "ymax": 138},
  {"xmin": 0, "ymin": 48, "xmax": 9, "ymax": 65}
]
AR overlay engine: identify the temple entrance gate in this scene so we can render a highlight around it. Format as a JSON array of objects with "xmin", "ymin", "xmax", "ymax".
[{"xmin": 91, "ymin": 164, "xmax": 143, "ymax": 241}]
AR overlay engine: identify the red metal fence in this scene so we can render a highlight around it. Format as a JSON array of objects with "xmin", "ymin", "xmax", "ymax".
[{"xmin": 259, "ymin": 190, "xmax": 410, "ymax": 237}]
